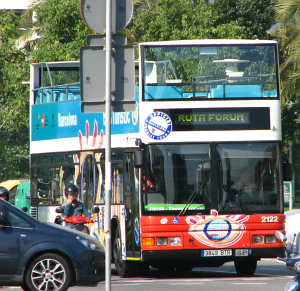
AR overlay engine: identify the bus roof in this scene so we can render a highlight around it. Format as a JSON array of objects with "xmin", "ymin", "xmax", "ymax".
[{"xmin": 139, "ymin": 39, "xmax": 277, "ymax": 46}]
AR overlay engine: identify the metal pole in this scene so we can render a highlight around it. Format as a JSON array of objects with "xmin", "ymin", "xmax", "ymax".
[
  {"xmin": 104, "ymin": 0, "xmax": 112, "ymax": 289},
  {"xmin": 289, "ymin": 142, "xmax": 294, "ymax": 210}
]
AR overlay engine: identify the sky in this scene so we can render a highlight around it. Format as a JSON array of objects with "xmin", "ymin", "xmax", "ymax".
[{"xmin": 0, "ymin": 0, "xmax": 36, "ymax": 10}]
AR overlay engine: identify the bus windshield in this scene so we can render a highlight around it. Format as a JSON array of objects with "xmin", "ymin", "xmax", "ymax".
[
  {"xmin": 142, "ymin": 143, "xmax": 281, "ymax": 215},
  {"xmin": 142, "ymin": 44, "xmax": 278, "ymax": 100}
]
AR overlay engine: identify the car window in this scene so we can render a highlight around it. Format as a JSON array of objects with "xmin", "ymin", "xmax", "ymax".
[
  {"xmin": 7, "ymin": 210, "xmax": 32, "ymax": 228},
  {"xmin": 0, "ymin": 205, "xmax": 32, "ymax": 229}
]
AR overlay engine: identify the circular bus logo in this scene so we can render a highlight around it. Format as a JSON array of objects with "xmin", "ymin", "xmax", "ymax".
[
  {"xmin": 144, "ymin": 111, "xmax": 172, "ymax": 140},
  {"xmin": 204, "ymin": 219, "xmax": 231, "ymax": 241}
]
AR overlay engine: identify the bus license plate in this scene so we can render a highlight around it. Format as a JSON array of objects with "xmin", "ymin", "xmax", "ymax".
[
  {"xmin": 235, "ymin": 249, "xmax": 249, "ymax": 256},
  {"xmin": 203, "ymin": 249, "xmax": 232, "ymax": 257}
]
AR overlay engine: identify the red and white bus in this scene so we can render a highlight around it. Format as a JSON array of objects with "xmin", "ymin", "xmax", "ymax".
[{"xmin": 30, "ymin": 39, "xmax": 288, "ymax": 277}]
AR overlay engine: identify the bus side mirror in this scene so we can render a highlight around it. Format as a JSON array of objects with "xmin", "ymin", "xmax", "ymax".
[
  {"xmin": 55, "ymin": 206, "xmax": 64, "ymax": 214},
  {"xmin": 134, "ymin": 150, "xmax": 144, "ymax": 168},
  {"xmin": 283, "ymin": 161, "xmax": 293, "ymax": 181}
]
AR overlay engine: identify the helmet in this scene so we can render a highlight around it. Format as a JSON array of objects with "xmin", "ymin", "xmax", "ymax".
[
  {"xmin": 0, "ymin": 186, "xmax": 9, "ymax": 199},
  {"xmin": 64, "ymin": 183, "xmax": 79, "ymax": 196}
]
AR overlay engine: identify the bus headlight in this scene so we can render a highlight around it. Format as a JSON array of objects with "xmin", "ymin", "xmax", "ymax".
[
  {"xmin": 157, "ymin": 237, "xmax": 168, "ymax": 246},
  {"xmin": 169, "ymin": 237, "xmax": 182, "ymax": 246},
  {"xmin": 252, "ymin": 235, "xmax": 264, "ymax": 244},
  {"xmin": 265, "ymin": 235, "xmax": 276, "ymax": 244}
]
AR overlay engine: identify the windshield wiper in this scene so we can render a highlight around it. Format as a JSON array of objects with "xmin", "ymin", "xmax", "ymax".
[{"xmin": 178, "ymin": 191, "xmax": 200, "ymax": 216}]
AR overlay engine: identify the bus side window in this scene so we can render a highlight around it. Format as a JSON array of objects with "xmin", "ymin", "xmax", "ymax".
[
  {"xmin": 112, "ymin": 166, "xmax": 123, "ymax": 204},
  {"xmin": 111, "ymin": 152, "xmax": 124, "ymax": 204}
]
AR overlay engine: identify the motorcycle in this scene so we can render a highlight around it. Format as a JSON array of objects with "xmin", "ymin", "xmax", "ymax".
[
  {"xmin": 54, "ymin": 207, "xmax": 94, "ymax": 234},
  {"xmin": 275, "ymin": 231, "xmax": 300, "ymax": 291}
]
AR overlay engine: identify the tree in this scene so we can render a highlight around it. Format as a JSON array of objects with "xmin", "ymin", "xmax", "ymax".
[
  {"xmin": 271, "ymin": 0, "xmax": 300, "ymax": 148},
  {"xmin": 214, "ymin": 0, "xmax": 276, "ymax": 39},
  {"xmin": 127, "ymin": 0, "xmax": 276, "ymax": 43},
  {"xmin": 0, "ymin": 11, "xmax": 30, "ymax": 180},
  {"xmin": 273, "ymin": 0, "xmax": 300, "ymax": 103},
  {"xmin": 31, "ymin": 0, "xmax": 90, "ymax": 62},
  {"xmin": 127, "ymin": 0, "xmax": 248, "ymax": 43}
]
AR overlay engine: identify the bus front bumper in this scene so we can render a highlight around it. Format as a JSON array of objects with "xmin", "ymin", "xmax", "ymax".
[{"xmin": 142, "ymin": 247, "xmax": 284, "ymax": 265}]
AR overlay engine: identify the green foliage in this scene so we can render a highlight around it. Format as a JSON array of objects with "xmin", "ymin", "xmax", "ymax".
[
  {"xmin": 0, "ymin": 11, "xmax": 30, "ymax": 180},
  {"xmin": 127, "ymin": 0, "xmax": 276, "ymax": 43},
  {"xmin": 32, "ymin": 0, "xmax": 89, "ymax": 62},
  {"xmin": 128, "ymin": 0, "xmax": 249, "ymax": 42},
  {"xmin": 214, "ymin": 0, "xmax": 276, "ymax": 39},
  {"xmin": 271, "ymin": 0, "xmax": 300, "ymax": 150}
]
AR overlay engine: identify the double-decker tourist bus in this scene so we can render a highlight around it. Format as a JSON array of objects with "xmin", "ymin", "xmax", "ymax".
[{"xmin": 30, "ymin": 39, "xmax": 288, "ymax": 277}]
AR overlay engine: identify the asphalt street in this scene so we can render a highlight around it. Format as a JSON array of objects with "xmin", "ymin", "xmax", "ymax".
[{"xmin": 1, "ymin": 259, "xmax": 294, "ymax": 291}]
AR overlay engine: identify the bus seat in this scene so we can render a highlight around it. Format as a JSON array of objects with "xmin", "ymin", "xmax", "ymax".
[
  {"xmin": 73, "ymin": 93, "xmax": 81, "ymax": 100},
  {"xmin": 263, "ymin": 90, "xmax": 277, "ymax": 97},
  {"xmin": 58, "ymin": 92, "xmax": 68, "ymax": 102},
  {"xmin": 210, "ymin": 85, "xmax": 262, "ymax": 98},
  {"xmin": 182, "ymin": 92, "xmax": 208, "ymax": 98},
  {"xmin": 144, "ymin": 85, "xmax": 183, "ymax": 100},
  {"xmin": 52, "ymin": 90, "xmax": 60, "ymax": 102},
  {"xmin": 35, "ymin": 90, "xmax": 41, "ymax": 104},
  {"xmin": 69, "ymin": 87, "xmax": 80, "ymax": 100},
  {"xmin": 45, "ymin": 90, "xmax": 53, "ymax": 103}
]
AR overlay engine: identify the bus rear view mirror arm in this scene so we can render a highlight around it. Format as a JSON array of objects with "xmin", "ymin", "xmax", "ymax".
[{"xmin": 134, "ymin": 150, "xmax": 144, "ymax": 168}]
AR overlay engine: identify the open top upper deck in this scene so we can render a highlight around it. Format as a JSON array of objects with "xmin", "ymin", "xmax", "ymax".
[
  {"xmin": 139, "ymin": 39, "xmax": 279, "ymax": 100},
  {"xmin": 30, "ymin": 39, "xmax": 281, "ymax": 154}
]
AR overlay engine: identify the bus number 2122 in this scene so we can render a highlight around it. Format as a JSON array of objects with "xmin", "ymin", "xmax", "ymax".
[{"xmin": 261, "ymin": 216, "xmax": 279, "ymax": 223}]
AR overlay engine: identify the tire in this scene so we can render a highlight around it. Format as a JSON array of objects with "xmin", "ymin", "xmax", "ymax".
[
  {"xmin": 113, "ymin": 225, "xmax": 137, "ymax": 277},
  {"xmin": 234, "ymin": 258, "xmax": 257, "ymax": 276},
  {"xmin": 24, "ymin": 253, "xmax": 72, "ymax": 291}
]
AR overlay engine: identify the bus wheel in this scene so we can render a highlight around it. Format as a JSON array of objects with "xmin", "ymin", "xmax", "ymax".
[
  {"xmin": 113, "ymin": 226, "xmax": 137, "ymax": 277},
  {"xmin": 234, "ymin": 258, "xmax": 257, "ymax": 276}
]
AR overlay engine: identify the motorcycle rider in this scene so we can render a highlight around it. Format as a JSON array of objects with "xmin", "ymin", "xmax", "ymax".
[
  {"xmin": 61, "ymin": 183, "xmax": 88, "ymax": 217},
  {"xmin": 0, "ymin": 186, "xmax": 9, "ymax": 201}
]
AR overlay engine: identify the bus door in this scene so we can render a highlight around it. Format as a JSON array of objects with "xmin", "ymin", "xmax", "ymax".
[
  {"xmin": 122, "ymin": 152, "xmax": 141, "ymax": 259},
  {"xmin": 80, "ymin": 153, "xmax": 99, "ymax": 211}
]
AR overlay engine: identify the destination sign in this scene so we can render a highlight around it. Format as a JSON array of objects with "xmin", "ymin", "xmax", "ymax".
[
  {"xmin": 159, "ymin": 107, "xmax": 270, "ymax": 131},
  {"xmin": 175, "ymin": 111, "xmax": 250, "ymax": 125}
]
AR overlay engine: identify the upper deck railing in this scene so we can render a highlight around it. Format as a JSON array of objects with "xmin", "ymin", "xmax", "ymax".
[{"xmin": 34, "ymin": 83, "xmax": 80, "ymax": 104}]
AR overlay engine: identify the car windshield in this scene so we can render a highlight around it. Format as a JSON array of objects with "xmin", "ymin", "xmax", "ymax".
[
  {"xmin": 142, "ymin": 143, "xmax": 281, "ymax": 215},
  {"xmin": 142, "ymin": 44, "xmax": 278, "ymax": 100}
]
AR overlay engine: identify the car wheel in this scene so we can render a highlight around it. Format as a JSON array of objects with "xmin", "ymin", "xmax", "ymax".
[
  {"xmin": 234, "ymin": 258, "xmax": 257, "ymax": 276},
  {"xmin": 113, "ymin": 225, "xmax": 137, "ymax": 277},
  {"xmin": 24, "ymin": 253, "xmax": 72, "ymax": 291}
]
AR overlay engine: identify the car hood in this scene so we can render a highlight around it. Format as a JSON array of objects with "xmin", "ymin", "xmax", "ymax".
[{"xmin": 42, "ymin": 222, "xmax": 101, "ymax": 244}]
